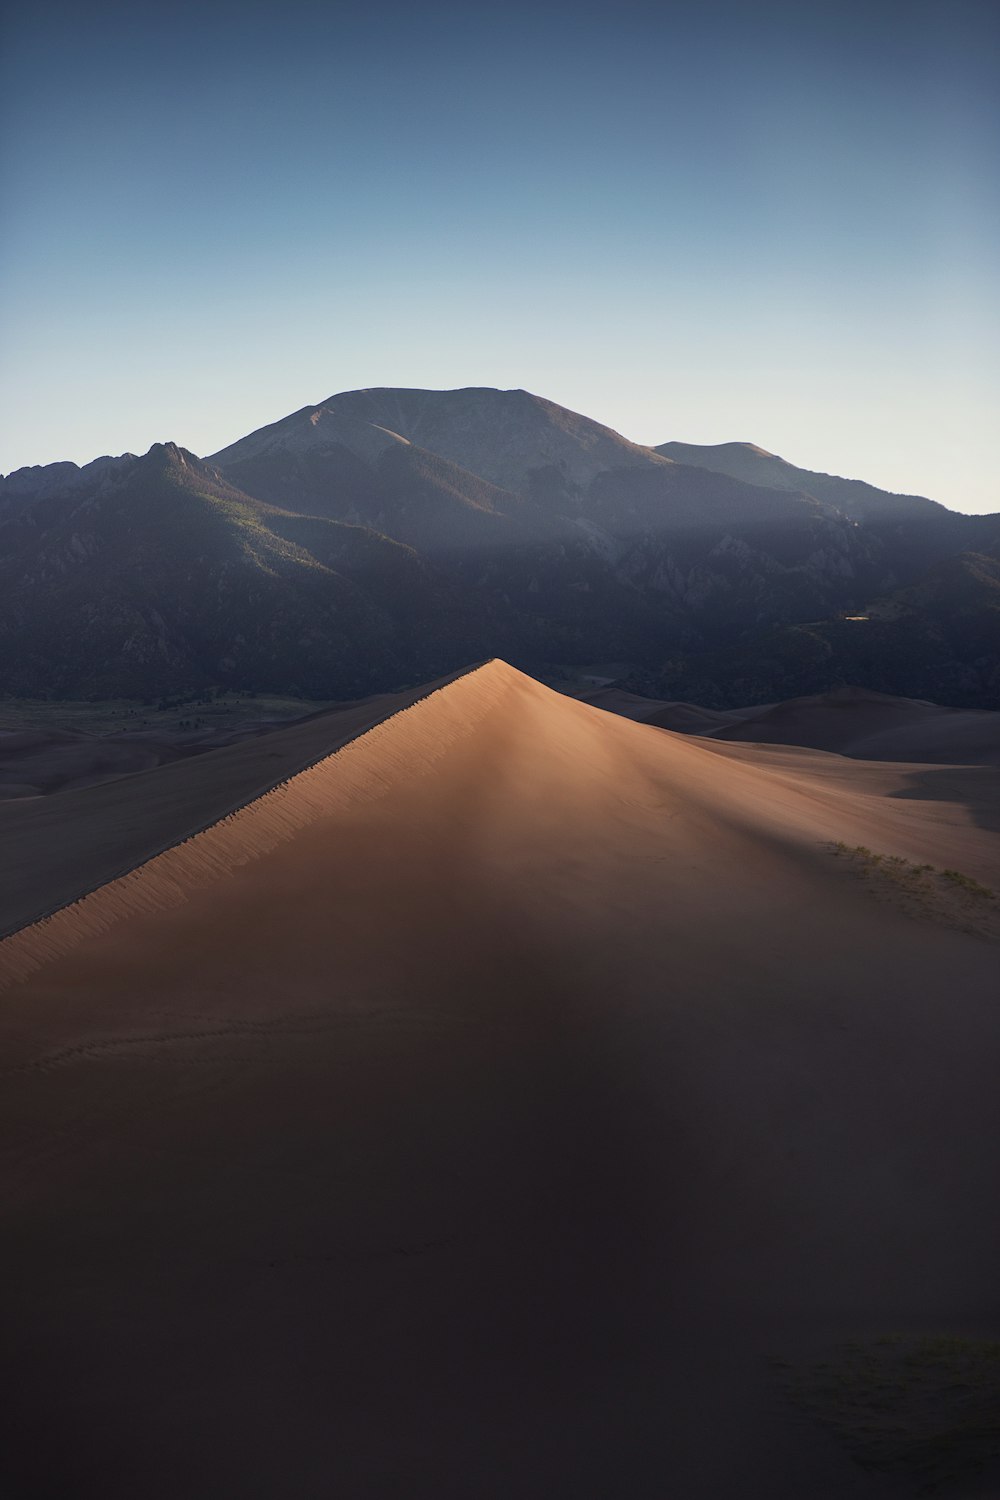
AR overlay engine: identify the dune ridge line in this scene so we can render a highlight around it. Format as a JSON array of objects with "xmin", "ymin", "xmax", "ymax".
[{"xmin": 0, "ymin": 659, "xmax": 505, "ymax": 993}]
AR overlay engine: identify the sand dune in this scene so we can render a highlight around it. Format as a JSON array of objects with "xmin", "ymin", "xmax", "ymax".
[
  {"xmin": 642, "ymin": 697, "xmax": 745, "ymax": 733},
  {"xmin": 0, "ymin": 672, "xmax": 474, "ymax": 940},
  {"xmin": 0, "ymin": 725, "xmax": 192, "ymax": 799},
  {"xmin": 561, "ymin": 682, "xmax": 674, "ymax": 720},
  {"xmin": 563, "ymin": 677, "xmax": 1000, "ymax": 766},
  {"xmin": 709, "ymin": 685, "xmax": 1000, "ymax": 762},
  {"xmin": 0, "ymin": 710, "xmax": 349, "ymax": 801},
  {"xmin": 645, "ymin": 685, "xmax": 1000, "ymax": 765},
  {"xmin": 1, "ymin": 661, "xmax": 998, "ymax": 1497}
]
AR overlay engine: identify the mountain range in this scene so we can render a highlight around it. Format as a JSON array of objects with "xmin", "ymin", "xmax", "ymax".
[{"xmin": 2, "ymin": 387, "xmax": 998, "ymax": 706}]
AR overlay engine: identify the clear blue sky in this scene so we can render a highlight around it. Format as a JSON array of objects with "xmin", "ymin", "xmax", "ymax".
[{"xmin": 2, "ymin": 0, "xmax": 997, "ymax": 511}]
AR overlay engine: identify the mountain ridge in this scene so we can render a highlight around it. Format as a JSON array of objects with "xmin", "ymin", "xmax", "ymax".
[
  {"xmin": 3, "ymin": 386, "xmax": 998, "ymax": 708},
  {"xmin": 655, "ymin": 438, "xmax": 952, "ymax": 520}
]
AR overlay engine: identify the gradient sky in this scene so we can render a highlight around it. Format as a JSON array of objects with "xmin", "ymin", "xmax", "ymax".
[{"xmin": 1, "ymin": 0, "xmax": 998, "ymax": 511}]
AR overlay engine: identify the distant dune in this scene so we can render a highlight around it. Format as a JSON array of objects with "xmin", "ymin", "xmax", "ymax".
[
  {"xmin": 0, "ymin": 707, "xmax": 345, "ymax": 801},
  {"xmin": 0, "ymin": 672, "xmax": 476, "ymax": 940},
  {"xmin": 579, "ymin": 682, "xmax": 1000, "ymax": 767},
  {"xmin": 570, "ymin": 682, "xmax": 741, "ymax": 734},
  {"xmin": 1, "ymin": 661, "xmax": 998, "ymax": 1497},
  {"xmin": 10, "ymin": 679, "xmax": 994, "ymax": 810},
  {"xmin": 702, "ymin": 685, "xmax": 1000, "ymax": 765},
  {"xmin": 0, "ymin": 722, "xmax": 266, "ymax": 800}
]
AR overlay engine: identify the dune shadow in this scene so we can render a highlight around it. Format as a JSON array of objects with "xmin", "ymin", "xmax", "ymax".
[{"xmin": 889, "ymin": 765, "xmax": 1000, "ymax": 835}]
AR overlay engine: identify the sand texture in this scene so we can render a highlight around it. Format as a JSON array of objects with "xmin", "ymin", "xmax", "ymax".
[
  {"xmin": 0, "ymin": 713, "xmax": 325, "ymax": 800},
  {"xmin": 0, "ymin": 670, "xmax": 476, "ymax": 940},
  {"xmin": 1, "ymin": 660, "xmax": 998, "ymax": 1497},
  {"xmin": 644, "ymin": 686, "xmax": 1000, "ymax": 765}
]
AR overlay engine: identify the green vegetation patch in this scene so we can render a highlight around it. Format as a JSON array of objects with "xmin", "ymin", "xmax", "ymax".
[
  {"xmin": 0, "ymin": 691, "xmax": 336, "ymax": 736},
  {"xmin": 830, "ymin": 843, "xmax": 1000, "ymax": 941},
  {"xmin": 771, "ymin": 1334, "xmax": 1000, "ymax": 1493}
]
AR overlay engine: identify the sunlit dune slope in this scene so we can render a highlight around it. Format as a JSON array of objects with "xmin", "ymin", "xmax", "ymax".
[
  {"xmin": 0, "ymin": 668, "xmax": 476, "ymax": 939},
  {"xmin": 1, "ymin": 660, "xmax": 998, "ymax": 1498}
]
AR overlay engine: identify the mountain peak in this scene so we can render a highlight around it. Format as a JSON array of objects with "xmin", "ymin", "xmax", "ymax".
[
  {"xmin": 146, "ymin": 440, "xmax": 190, "ymax": 460},
  {"xmin": 140, "ymin": 441, "xmax": 203, "ymax": 473},
  {"xmin": 298, "ymin": 385, "xmax": 667, "ymax": 494},
  {"xmin": 654, "ymin": 438, "xmax": 947, "ymax": 523}
]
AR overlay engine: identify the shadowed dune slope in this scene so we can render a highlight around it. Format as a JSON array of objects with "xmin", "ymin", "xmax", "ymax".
[
  {"xmin": 1, "ymin": 660, "xmax": 999, "ymax": 1498},
  {"xmin": 634, "ymin": 697, "xmax": 743, "ymax": 733},
  {"xmin": 557, "ymin": 682, "xmax": 674, "ymax": 720},
  {"xmin": 706, "ymin": 686, "xmax": 1000, "ymax": 764},
  {"xmin": 0, "ymin": 669, "xmax": 477, "ymax": 939},
  {"xmin": 0, "ymin": 724, "xmax": 256, "ymax": 800},
  {"xmin": 637, "ymin": 685, "xmax": 1000, "ymax": 766},
  {"xmin": 0, "ymin": 718, "xmax": 325, "ymax": 801}
]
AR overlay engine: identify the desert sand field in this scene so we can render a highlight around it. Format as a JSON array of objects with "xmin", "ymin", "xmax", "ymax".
[
  {"xmin": 1, "ymin": 660, "xmax": 998, "ymax": 1497},
  {"xmin": 575, "ymin": 681, "xmax": 1000, "ymax": 766},
  {"xmin": 0, "ymin": 671, "xmax": 476, "ymax": 940}
]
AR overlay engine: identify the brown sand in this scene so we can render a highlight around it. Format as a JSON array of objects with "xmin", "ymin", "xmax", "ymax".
[
  {"xmin": 0, "ymin": 726, "xmax": 189, "ymax": 800},
  {"xmin": 0, "ymin": 722, "xmax": 274, "ymax": 801},
  {"xmin": 0, "ymin": 670, "xmax": 475, "ymax": 939},
  {"xmin": 642, "ymin": 698, "xmax": 743, "ymax": 733},
  {"xmin": 0, "ymin": 705, "xmax": 351, "ymax": 802},
  {"xmin": 648, "ymin": 686, "xmax": 1000, "ymax": 766},
  {"xmin": 1, "ymin": 660, "xmax": 998, "ymax": 1497},
  {"xmin": 559, "ymin": 683, "xmax": 674, "ymax": 720}
]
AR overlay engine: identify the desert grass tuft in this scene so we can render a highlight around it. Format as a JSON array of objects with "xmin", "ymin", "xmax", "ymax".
[{"xmin": 829, "ymin": 843, "xmax": 999, "ymax": 941}]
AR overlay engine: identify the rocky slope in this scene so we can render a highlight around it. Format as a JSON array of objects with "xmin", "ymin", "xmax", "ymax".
[
  {"xmin": 656, "ymin": 438, "xmax": 1000, "ymax": 581},
  {"xmin": 2, "ymin": 388, "xmax": 997, "ymax": 704}
]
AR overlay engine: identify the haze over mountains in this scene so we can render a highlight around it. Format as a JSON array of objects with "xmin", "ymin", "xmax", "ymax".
[
  {"xmin": 2, "ymin": 387, "xmax": 998, "ymax": 707},
  {"xmin": 2, "ymin": 397, "xmax": 999, "ymax": 1497}
]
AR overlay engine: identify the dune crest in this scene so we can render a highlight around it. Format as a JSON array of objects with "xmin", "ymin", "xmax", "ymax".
[
  {"xmin": 2, "ymin": 659, "xmax": 999, "ymax": 1498},
  {"xmin": 0, "ymin": 660, "xmax": 504, "ymax": 990},
  {"xmin": 4, "ymin": 658, "xmax": 998, "ymax": 995}
]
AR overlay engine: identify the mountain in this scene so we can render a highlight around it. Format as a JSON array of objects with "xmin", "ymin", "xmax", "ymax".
[
  {"xmin": 210, "ymin": 386, "xmax": 902, "ymax": 627},
  {"xmin": 655, "ymin": 438, "xmax": 1000, "ymax": 580},
  {"xmin": 211, "ymin": 402, "xmax": 532, "ymax": 551},
  {"xmin": 0, "ymin": 436, "xmax": 686, "ymax": 698},
  {"xmin": 628, "ymin": 546, "xmax": 1000, "ymax": 711},
  {"xmin": 3, "ymin": 387, "xmax": 999, "ymax": 706},
  {"xmin": 2, "ymin": 661, "xmax": 998, "ymax": 1496},
  {"xmin": 654, "ymin": 439, "xmax": 948, "ymax": 523},
  {"xmin": 0, "ymin": 453, "xmax": 136, "ymax": 522},
  {"xmin": 212, "ymin": 386, "xmax": 863, "ymax": 549},
  {"xmin": 0, "ymin": 442, "xmax": 497, "ymax": 699},
  {"xmin": 212, "ymin": 386, "xmax": 665, "ymax": 504}
]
